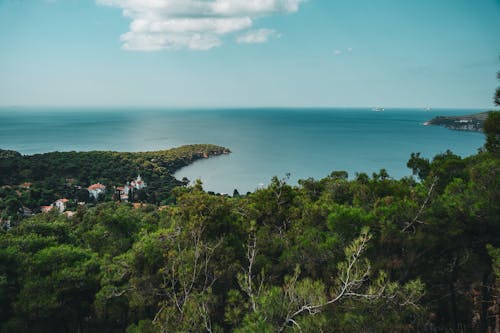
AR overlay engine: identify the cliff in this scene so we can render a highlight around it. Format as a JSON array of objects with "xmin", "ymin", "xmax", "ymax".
[{"xmin": 424, "ymin": 112, "xmax": 490, "ymax": 132}]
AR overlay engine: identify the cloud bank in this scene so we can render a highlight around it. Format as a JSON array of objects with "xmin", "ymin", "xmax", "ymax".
[{"xmin": 97, "ymin": 0, "xmax": 304, "ymax": 51}]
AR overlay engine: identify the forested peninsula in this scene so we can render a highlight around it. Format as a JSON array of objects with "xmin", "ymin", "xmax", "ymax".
[
  {"xmin": 0, "ymin": 113, "xmax": 499, "ymax": 332},
  {"xmin": 0, "ymin": 144, "xmax": 230, "ymax": 216},
  {"xmin": 424, "ymin": 111, "xmax": 490, "ymax": 132}
]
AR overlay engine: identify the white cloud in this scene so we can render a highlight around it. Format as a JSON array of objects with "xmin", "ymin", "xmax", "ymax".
[
  {"xmin": 333, "ymin": 50, "xmax": 342, "ymax": 55},
  {"xmin": 97, "ymin": 0, "xmax": 305, "ymax": 51},
  {"xmin": 236, "ymin": 28, "xmax": 279, "ymax": 44}
]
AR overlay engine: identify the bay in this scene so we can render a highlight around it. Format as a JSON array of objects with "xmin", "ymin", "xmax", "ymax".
[{"xmin": 0, "ymin": 107, "xmax": 485, "ymax": 194}]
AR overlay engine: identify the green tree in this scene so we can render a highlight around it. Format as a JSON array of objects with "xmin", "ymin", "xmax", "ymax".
[
  {"xmin": 5, "ymin": 245, "xmax": 99, "ymax": 332},
  {"xmin": 233, "ymin": 229, "xmax": 424, "ymax": 332},
  {"xmin": 484, "ymin": 111, "xmax": 500, "ymax": 154},
  {"xmin": 407, "ymin": 152, "xmax": 431, "ymax": 180},
  {"xmin": 495, "ymin": 66, "xmax": 500, "ymax": 106}
]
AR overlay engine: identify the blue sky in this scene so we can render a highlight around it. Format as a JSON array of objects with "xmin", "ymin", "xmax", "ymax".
[{"xmin": 0, "ymin": 0, "xmax": 499, "ymax": 108}]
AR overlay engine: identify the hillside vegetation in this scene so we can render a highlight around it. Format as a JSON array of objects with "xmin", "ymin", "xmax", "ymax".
[
  {"xmin": 0, "ymin": 144, "xmax": 229, "ymax": 215},
  {"xmin": 0, "ymin": 113, "xmax": 499, "ymax": 332}
]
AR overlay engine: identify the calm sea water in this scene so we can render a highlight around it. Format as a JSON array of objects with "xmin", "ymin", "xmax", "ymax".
[{"xmin": 0, "ymin": 107, "xmax": 486, "ymax": 193}]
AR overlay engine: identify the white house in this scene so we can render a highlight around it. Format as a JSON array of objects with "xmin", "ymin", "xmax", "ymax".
[
  {"xmin": 54, "ymin": 198, "xmax": 69, "ymax": 212},
  {"xmin": 115, "ymin": 175, "xmax": 147, "ymax": 202},
  {"xmin": 130, "ymin": 175, "xmax": 147, "ymax": 190},
  {"xmin": 88, "ymin": 183, "xmax": 106, "ymax": 200}
]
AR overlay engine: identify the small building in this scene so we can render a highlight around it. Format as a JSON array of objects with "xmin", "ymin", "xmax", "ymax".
[
  {"xmin": 130, "ymin": 175, "xmax": 147, "ymax": 190},
  {"xmin": 116, "ymin": 175, "xmax": 147, "ymax": 202},
  {"xmin": 20, "ymin": 206, "xmax": 33, "ymax": 217},
  {"xmin": 114, "ymin": 186, "xmax": 129, "ymax": 202},
  {"xmin": 121, "ymin": 185, "xmax": 131, "ymax": 197},
  {"xmin": 54, "ymin": 198, "xmax": 69, "ymax": 212},
  {"xmin": 20, "ymin": 182, "xmax": 32, "ymax": 189},
  {"xmin": 63, "ymin": 211, "xmax": 76, "ymax": 218},
  {"xmin": 41, "ymin": 206, "xmax": 54, "ymax": 213},
  {"xmin": 88, "ymin": 183, "xmax": 106, "ymax": 200}
]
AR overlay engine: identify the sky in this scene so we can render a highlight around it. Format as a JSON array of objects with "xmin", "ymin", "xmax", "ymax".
[{"xmin": 0, "ymin": 0, "xmax": 499, "ymax": 108}]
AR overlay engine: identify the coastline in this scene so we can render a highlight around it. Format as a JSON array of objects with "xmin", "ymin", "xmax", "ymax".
[
  {"xmin": 423, "ymin": 111, "xmax": 490, "ymax": 132},
  {"xmin": 0, "ymin": 144, "xmax": 230, "ymax": 209},
  {"xmin": 0, "ymin": 108, "xmax": 485, "ymax": 194}
]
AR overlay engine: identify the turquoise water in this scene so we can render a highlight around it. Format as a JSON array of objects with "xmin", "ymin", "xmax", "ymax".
[{"xmin": 0, "ymin": 107, "xmax": 486, "ymax": 193}]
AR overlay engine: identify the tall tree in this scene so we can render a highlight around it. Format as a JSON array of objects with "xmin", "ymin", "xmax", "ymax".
[
  {"xmin": 484, "ymin": 111, "xmax": 500, "ymax": 154},
  {"xmin": 495, "ymin": 65, "xmax": 500, "ymax": 106}
]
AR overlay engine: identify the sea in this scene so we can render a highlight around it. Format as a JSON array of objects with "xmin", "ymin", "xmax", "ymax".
[{"xmin": 0, "ymin": 107, "xmax": 486, "ymax": 194}]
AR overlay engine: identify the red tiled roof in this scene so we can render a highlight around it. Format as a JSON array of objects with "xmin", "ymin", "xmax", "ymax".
[
  {"xmin": 88, "ymin": 183, "xmax": 106, "ymax": 190},
  {"xmin": 56, "ymin": 198, "xmax": 69, "ymax": 203},
  {"xmin": 41, "ymin": 206, "xmax": 54, "ymax": 212}
]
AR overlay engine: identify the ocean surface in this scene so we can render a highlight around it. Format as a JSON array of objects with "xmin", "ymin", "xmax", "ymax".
[{"xmin": 0, "ymin": 107, "xmax": 486, "ymax": 194}]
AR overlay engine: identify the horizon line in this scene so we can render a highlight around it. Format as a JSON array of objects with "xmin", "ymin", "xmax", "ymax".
[{"xmin": 0, "ymin": 105, "xmax": 495, "ymax": 110}]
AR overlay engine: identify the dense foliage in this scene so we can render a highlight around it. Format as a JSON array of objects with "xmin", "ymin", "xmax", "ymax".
[
  {"xmin": 495, "ymin": 66, "xmax": 500, "ymax": 107},
  {"xmin": 0, "ymin": 115, "xmax": 499, "ymax": 332},
  {"xmin": 0, "ymin": 144, "xmax": 229, "ymax": 219}
]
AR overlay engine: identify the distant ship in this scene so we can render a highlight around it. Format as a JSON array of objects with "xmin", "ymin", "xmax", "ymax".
[
  {"xmin": 372, "ymin": 107, "xmax": 384, "ymax": 112},
  {"xmin": 424, "ymin": 106, "xmax": 432, "ymax": 111}
]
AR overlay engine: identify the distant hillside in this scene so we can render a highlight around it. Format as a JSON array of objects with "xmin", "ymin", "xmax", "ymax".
[
  {"xmin": 424, "ymin": 111, "xmax": 490, "ymax": 132},
  {"xmin": 0, "ymin": 144, "xmax": 230, "ymax": 207}
]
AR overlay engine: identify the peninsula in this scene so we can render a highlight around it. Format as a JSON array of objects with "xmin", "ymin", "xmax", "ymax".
[
  {"xmin": 0, "ymin": 144, "xmax": 230, "ymax": 212},
  {"xmin": 424, "ymin": 111, "xmax": 490, "ymax": 132}
]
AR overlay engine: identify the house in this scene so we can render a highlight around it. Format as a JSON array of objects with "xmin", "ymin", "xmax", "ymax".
[
  {"xmin": 114, "ymin": 186, "xmax": 129, "ymax": 202},
  {"xmin": 20, "ymin": 206, "xmax": 33, "ymax": 217},
  {"xmin": 63, "ymin": 211, "xmax": 76, "ymax": 218},
  {"xmin": 130, "ymin": 175, "xmax": 147, "ymax": 190},
  {"xmin": 20, "ymin": 182, "xmax": 32, "ymax": 189},
  {"xmin": 116, "ymin": 175, "xmax": 147, "ymax": 202},
  {"xmin": 88, "ymin": 183, "xmax": 106, "ymax": 200},
  {"xmin": 120, "ymin": 185, "xmax": 131, "ymax": 197},
  {"xmin": 54, "ymin": 198, "xmax": 69, "ymax": 212},
  {"xmin": 41, "ymin": 206, "xmax": 54, "ymax": 213}
]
